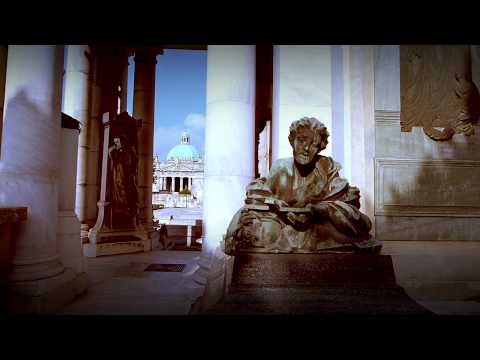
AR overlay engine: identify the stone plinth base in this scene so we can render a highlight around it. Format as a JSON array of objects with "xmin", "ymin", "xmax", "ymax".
[
  {"xmin": 8, "ymin": 268, "xmax": 88, "ymax": 314},
  {"xmin": 80, "ymin": 224, "xmax": 90, "ymax": 244},
  {"xmin": 231, "ymin": 253, "xmax": 397, "ymax": 288},
  {"xmin": 83, "ymin": 239, "xmax": 151, "ymax": 257},
  {"xmin": 149, "ymin": 230, "xmax": 160, "ymax": 250},
  {"xmin": 206, "ymin": 253, "xmax": 433, "ymax": 315},
  {"xmin": 86, "ymin": 226, "xmax": 151, "ymax": 257}
]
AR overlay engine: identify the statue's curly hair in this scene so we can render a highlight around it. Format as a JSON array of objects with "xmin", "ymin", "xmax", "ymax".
[{"xmin": 288, "ymin": 117, "xmax": 329, "ymax": 152}]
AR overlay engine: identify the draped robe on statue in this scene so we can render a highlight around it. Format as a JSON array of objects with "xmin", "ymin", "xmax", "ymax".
[{"xmin": 225, "ymin": 155, "xmax": 373, "ymax": 254}]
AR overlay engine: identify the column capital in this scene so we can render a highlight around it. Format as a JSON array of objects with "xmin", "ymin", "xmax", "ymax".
[
  {"xmin": 134, "ymin": 46, "xmax": 163, "ymax": 64},
  {"xmin": 89, "ymin": 44, "xmax": 132, "ymax": 60}
]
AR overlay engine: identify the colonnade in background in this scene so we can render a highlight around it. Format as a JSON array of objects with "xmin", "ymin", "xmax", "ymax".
[{"xmin": 157, "ymin": 176, "xmax": 194, "ymax": 192}]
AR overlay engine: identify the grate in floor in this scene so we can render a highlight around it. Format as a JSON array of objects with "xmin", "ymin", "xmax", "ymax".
[{"xmin": 144, "ymin": 264, "xmax": 186, "ymax": 272}]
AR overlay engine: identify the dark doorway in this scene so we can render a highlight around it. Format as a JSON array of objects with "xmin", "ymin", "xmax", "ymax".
[
  {"xmin": 174, "ymin": 177, "xmax": 180, "ymax": 192},
  {"xmin": 255, "ymin": 45, "xmax": 274, "ymax": 178}
]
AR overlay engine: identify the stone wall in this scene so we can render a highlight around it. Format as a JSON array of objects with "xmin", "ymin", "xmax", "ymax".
[
  {"xmin": 374, "ymin": 45, "xmax": 480, "ymax": 241},
  {"xmin": 375, "ymin": 45, "xmax": 480, "ymax": 306}
]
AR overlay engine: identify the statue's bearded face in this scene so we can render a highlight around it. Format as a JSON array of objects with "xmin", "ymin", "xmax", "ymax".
[{"xmin": 292, "ymin": 128, "xmax": 319, "ymax": 165}]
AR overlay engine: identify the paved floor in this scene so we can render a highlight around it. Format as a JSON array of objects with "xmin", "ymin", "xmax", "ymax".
[
  {"xmin": 154, "ymin": 207, "xmax": 202, "ymax": 221},
  {"xmin": 417, "ymin": 300, "xmax": 480, "ymax": 315},
  {"xmin": 57, "ymin": 250, "xmax": 480, "ymax": 316},
  {"xmin": 58, "ymin": 250, "xmax": 203, "ymax": 315}
]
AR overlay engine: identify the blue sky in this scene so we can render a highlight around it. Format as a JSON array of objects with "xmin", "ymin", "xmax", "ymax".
[{"xmin": 127, "ymin": 49, "xmax": 207, "ymax": 160}]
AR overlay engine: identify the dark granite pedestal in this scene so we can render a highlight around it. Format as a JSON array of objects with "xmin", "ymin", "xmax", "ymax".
[
  {"xmin": 0, "ymin": 207, "xmax": 28, "ymax": 313},
  {"xmin": 206, "ymin": 253, "xmax": 433, "ymax": 315}
]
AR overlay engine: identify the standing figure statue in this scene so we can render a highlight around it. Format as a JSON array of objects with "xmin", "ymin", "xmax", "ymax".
[
  {"xmin": 108, "ymin": 135, "xmax": 139, "ymax": 226},
  {"xmin": 224, "ymin": 117, "xmax": 381, "ymax": 254}
]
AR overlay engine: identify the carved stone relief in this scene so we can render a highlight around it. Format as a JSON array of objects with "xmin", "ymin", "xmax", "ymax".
[{"xmin": 400, "ymin": 45, "xmax": 480, "ymax": 141}]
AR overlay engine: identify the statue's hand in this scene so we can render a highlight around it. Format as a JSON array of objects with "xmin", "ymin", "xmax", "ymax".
[
  {"xmin": 305, "ymin": 204, "xmax": 315, "ymax": 215},
  {"xmin": 286, "ymin": 212, "xmax": 312, "ymax": 229},
  {"xmin": 272, "ymin": 199, "xmax": 289, "ymax": 212},
  {"xmin": 306, "ymin": 203, "xmax": 330, "ymax": 217}
]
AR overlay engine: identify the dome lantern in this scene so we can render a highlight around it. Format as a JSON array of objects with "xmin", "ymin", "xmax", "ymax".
[
  {"xmin": 166, "ymin": 130, "xmax": 200, "ymax": 161},
  {"xmin": 180, "ymin": 131, "xmax": 190, "ymax": 145}
]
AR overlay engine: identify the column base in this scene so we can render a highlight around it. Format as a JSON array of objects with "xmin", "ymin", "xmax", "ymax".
[
  {"xmin": 8, "ymin": 268, "xmax": 88, "ymax": 314},
  {"xmin": 57, "ymin": 210, "xmax": 83, "ymax": 273},
  {"xmin": 190, "ymin": 246, "xmax": 234, "ymax": 314}
]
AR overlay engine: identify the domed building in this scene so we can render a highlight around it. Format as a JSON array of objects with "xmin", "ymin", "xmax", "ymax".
[
  {"xmin": 152, "ymin": 131, "xmax": 204, "ymax": 209},
  {"xmin": 166, "ymin": 131, "xmax": 201, "ymax": 161}
]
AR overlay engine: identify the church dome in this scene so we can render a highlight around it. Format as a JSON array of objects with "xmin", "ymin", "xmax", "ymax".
[{"xmin": 166, "ymin": 131, "xmax": 200, "ymax": 161}]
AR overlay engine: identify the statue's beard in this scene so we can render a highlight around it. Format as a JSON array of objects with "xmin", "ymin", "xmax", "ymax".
[
  {"xmin": 295, "ymin": 153, "xmax": 312, "ymax": 164},
  {"xmin": 294, "ymin": 153, "xmax": 319, "ymax": 177},
  {"xmin": 294, "ymin": 148, "xmax": 319, "ymax": 165}
]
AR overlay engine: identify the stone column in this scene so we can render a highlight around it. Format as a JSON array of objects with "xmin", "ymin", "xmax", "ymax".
[
  {"xmin": 0, "ymin": 45, "xmax": 7, "ymax": 156},
  {"xmin": 120, "ymin": 56, "xmax": 129, "ymax": 113},
  {"xmin": 62, "ymin": 45, "xmax": 92, "ymax": 238},
  {"xmin": 192, "ymin": 45, "xmax": 256, "ymax": 312},
  {"xmin": 133, "ymin": 47, "xmax": 159, "ymax": 234},
  {"xmin": 0, "ymin": 46, "xmax": 87, "ymax": 313},
  {"xmin": 58, "ymin": 115, "xmax": 83, "ymax": 273},
  {"xmin": 346, "ymin": 46, "xmax": 375, "ymax": 228},
  {"xmin": 271, "ymin": 45, "xmax": 332, "ymax": 161}
]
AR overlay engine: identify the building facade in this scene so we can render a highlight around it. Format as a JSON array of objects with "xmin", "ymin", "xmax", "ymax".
[{"xmin": 152, "ymin": 131, "xmax": 204, "ymax": 208}]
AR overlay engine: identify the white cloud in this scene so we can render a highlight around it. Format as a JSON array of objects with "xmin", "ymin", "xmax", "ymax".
[
  {"xmin": 184, "ymin": 113, "xmax": 205, "ymax": 130},
  {"xmin": 154, "ymin": 113, "xmax": 206, "ymax": 160}
]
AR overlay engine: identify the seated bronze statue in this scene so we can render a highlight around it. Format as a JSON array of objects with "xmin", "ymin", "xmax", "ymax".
[{"xmin": 224, "ymin": 117, "xmax": 381, "ymax": 254}]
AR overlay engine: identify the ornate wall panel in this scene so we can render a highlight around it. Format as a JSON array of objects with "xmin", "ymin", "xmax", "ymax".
[{"xmin": 375, "ymin": 158, "xmax": 480, "ymax": 217}]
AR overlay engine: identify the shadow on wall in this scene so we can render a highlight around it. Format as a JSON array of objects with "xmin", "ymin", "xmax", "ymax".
[
  {"xmin": 0, "ymin": 89, "xmax": 60, "ymax": 260},
  {"xmin": 381, "ymin": 127, "xmax": 480, "ymax": 241},
  {"xmin": 380, "ymin": 124, "xmax": 480, "ymax": 306},
  {"xmin": 1, "ymin": 89, "xmax": 59, "ymax": 174}
]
